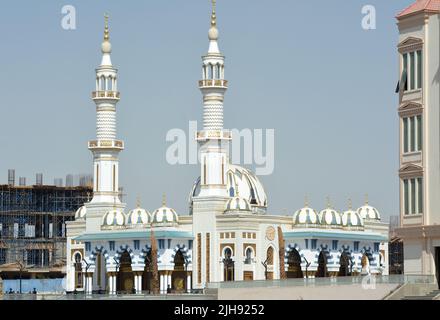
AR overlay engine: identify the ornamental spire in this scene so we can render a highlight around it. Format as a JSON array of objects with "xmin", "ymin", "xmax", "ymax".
[
  {"xmin": 162, "ymin": 193, "xmax": 167, "ymax": 207},
  {"xmin": 211, "ymin": 0, "xmax": 217, "ymax": 27},
  {"xmin": 365, "ymin": 193, "xmax": 369, "ymax": 205},
  {"xmin": 104, "ymin": 13, "xmax": 110, "ymax": 41}
]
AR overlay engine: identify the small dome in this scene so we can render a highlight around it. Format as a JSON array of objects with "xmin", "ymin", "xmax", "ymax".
[
  {"xmin": 293, "ymin": 206, "xmax": 320, "ymax": 227},
  {"xmin": 75, "ymin": 206, "xmax": 87, "ymax": 220},
  {"xmin": 151, "ymin": 205, "xmax": 179, "ymax": 226},
  {"xmin": 208, "ymin": 26, "xmax": 219, "ymax": 40},
  {"xmin": 319, "ymin": 207, "xmax": 342, "ymax": 228},
  {"xmin": 127, "ymin": 207, "xmax": 151, "ymax": 226},
  {"xmin": 357, "ymin": 205, "xmax": 381, "ymax": 221},
  {"xmin": 224, "ymin": 196, "xmax": 251, "ymax": 213},
  {"xmin": 342, "ymin": 210, "xmax": 364, "ymax": 230},
  {"xmin": 102, "ymin": 209, "xmax": 126, "ymax": 227},
  {"xmin": 101, "ymin": 40, "xmax": 112, "ymax": 54}
]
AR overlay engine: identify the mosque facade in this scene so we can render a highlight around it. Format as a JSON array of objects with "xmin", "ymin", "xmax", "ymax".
[{"xmin": 65, "ymin": 3, "xmax": 389, "ymax": 294}]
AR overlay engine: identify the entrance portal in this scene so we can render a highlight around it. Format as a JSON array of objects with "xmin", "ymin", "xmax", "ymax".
[
  {"xmin": 142, "ymin": 250, "xmax": 152, "ymax": 293},
  {"xmin": 172, "ymin": 250, "xmax": 186, "ymax": 292},
  {"xmin": 223, "ymin": 248, "xmax": 234, "ymax": 281},
  {"xmin": 338, "ymin": 252, "xmax": 351, "ymax": 276},
  {"xmin": 287, "ymin": 248, "xmax": 303, "ymax": 278},
  {"xmin": 316, "ymin": 251, "xmax": 327, "ymax": 277},
  {"xmin": 117, "ymin": 251, "xmax": 134, "ymax": 294}
]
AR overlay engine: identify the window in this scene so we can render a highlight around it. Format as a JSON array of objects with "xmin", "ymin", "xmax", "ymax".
[
  {"xmin": 109, "ymin": 241, "xmax": 115, "ymax": 251},
  {"xmin": 374, "ymin": 243, "xmax": 380, "ymax": 252},
  {"xmin": 244, "ymin": 248, "xmax": 253, "ymax": 264},
  {"xmin": 305, "ymin": 239, "xmax": 309, "ymax": 249},
  {"xmin": 85, "ymin": 242, "xmax": 91, "ymax": 252},
  {"xmin": 311, "ymin": 239, "xmax": 317, "ymax": 250},
  {"xmin": 158, "ymin": 239, "xmax": 165, "ymax": 249},
  {"xmin": 0, "ymin": 249, "xmax": 6, "ymax": 264},
  {"xmin": 332, "ymin": 240, "xmax": 338, "ymax": 251},
  {"xmin": 354, "ymin": 241, "xmax": 359, "ymax": 252},
  {"xmin": 402, "ymin": 115, "xmax": 422, "ymax": 153},
  {"xmin": 402, "ymin": 50, "xmax": 422, "ymax": 91},
  {"xmin": 134, "ymin": 240, "xmax": 140, "ymax": 250},
  {"xmin": 167, "ymin": 239, "xmax": 172, "ymax": 249},
  {"xmin": 403, "ymin": 177, "xmax": 424, "ymax": 215},
  {"xmin": 188, "ymin": 240, "xmax": 193, "ymax": 250}
]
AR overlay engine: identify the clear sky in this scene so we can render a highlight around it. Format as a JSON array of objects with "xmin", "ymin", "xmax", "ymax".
[{"xmin": 0, "ymin": 0, "xmax": 415, "ymax": 221}]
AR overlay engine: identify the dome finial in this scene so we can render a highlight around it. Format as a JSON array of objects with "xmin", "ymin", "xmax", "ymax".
[
  {"xmin": 104, "ymin": 13, "xmax": 110, "ymax": 41},
  {"xmin": 348, "ymin": 198, "xmax": 352, "ymax": 210},
  {"xmin": 365, "ymin": 193, "xmax": 369, "ymax": 205},
  {"xmin": 211, "ymin": 0, "xmax": 217, "ymax": 27},
  {"xmin": 326, "ymin": 195, "xmax": 331, "ymax": 208},
  {"xmin": 304, "ymin": 195, "xmax": 309, "ymax": 208},
  {"xmin": 136, "ymin": 195, "xmax": 141, "ymax": 208},
  {"xmin": 162, "ymin": 193, "xmax": 166, "ymax": 207}
]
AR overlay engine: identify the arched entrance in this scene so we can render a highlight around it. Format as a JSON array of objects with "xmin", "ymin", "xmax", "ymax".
[
  {"xmin": 338, "ymin": 252, "xmax": 351, "ymax": 276},
  {"xmin": 265, "ymin": 247, "xmax": 274, "ymax": 280},
  {"xmin": 361, "ymin": 254, "xmax": 370, "ymax": 274},
  {"xmin": 172, "ymin": 250, "xmax": 186, "ymax": 292},
  {"xmin": 74, "ymin": 253, "xmax": 83, "ymax": 289},
  {"xmin": 316, "ymin": 251, "xmax": 328, "ymax": 277},
  {"xmin": 142, "ymin": 250, "xmax": 152, "ymax": 293},
  {"xmin": 223, "ymin": 248, "xmax": 234, "ymax": 281},
  {"xmin": 117, "ymin": 250, "xmax": 134, "ymax": 294},
  {"xmin": 287, "ymin": 248, "xmax": 303, "ymax": 278}
]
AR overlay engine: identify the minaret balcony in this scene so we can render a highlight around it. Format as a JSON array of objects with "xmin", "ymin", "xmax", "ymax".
[
  {"xmin": 88, "ymin": 139, "xmax": 124, "ymax": 150},
  {"xmin": 196, "ymin": 130, "xmax": 232, "ymax": 141},
  {"xmin": 198, "ymin": 79, "xmax": 228, "ymax": 88},
  {"xmin": 92, "ymin": 91, "xmax": 120, "ymax": 100}
]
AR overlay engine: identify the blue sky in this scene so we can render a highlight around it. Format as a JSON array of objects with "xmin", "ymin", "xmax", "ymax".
[{"xmin": 0, "ymin": 0, "xmax": 415, "ymax": 220}]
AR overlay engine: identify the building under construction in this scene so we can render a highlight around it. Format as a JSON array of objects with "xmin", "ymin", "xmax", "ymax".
[{"xmin": 0, "ymin": 170, "xmax": 92, "ymax": 281}]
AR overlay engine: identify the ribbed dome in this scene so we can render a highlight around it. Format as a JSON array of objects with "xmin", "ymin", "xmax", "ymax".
[
  {"xmin": 342, "ymin": 210, "xmax": 364, "ymax": 230},
  {"xmin": 357, "ymin": 205, "xmax": 381, "ymax": 221},
  {"xmin": 151, "ymin": 205, "xmax": 179, "ymax": 226},
  {"xmin": 189, "ymin": 164, "xmax": 267, "ymax": 214},
  {"xmin": 102, "ymin": 209, "xmax": 126, "ymax": 227},
  {"xmin": 224, "ymin": 196, "xmax": 252, "ymax": 213},
  {"xmin": 127, "ymin": 207, "xmax": 151, "ymax": 226},
  {"xmin": 293, "ymin": 206, "xmax": 320, "ymax": 227},
  {"xmin": 319, "ymin": 207, "xmax": 342, "ymax": 228},
  {"xmin": 75, "ymin": 206, "xmax": 87, "ymax": 220}
]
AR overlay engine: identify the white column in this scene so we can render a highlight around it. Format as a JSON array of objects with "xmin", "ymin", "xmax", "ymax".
[
  {"xmin": 113, "ymin": 275, "xmax": 117, "ymax": 294},
  {"xmin": 160, "ymin": 274, "xmax": 164, "ymax": 294},
  {"xmin": 138, "ymin": 274, "xmax": 143, "ymax": 293},
  {"xmin": 88, "ymin": 275, "xmax": 93, "ymax": 293},
  {"xmin": 187, "ymin": 274, "xmax": 191, "ymax": 293}
]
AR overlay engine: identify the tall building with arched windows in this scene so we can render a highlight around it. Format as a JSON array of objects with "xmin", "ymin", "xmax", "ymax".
[{"xmin": 65, "ymin": 2, "xmax": 389, "ymax": 295}]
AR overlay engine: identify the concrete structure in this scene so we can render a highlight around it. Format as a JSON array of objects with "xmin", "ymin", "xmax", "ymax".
[
  {"xmin": 395, "ymin": 0, "xmax": 440, "ymax": 289},
  {"xmin": 65, "ymin": 2, "xmax": 389, "ymax": 295}
]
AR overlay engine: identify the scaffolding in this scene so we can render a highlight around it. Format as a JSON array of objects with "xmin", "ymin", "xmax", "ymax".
[{"xmin": 0, "ymin": 184, "xmax": 92, "ymax": 279}]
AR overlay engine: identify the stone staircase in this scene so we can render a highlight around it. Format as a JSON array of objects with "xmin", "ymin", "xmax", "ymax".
[{"xmin": 402, "ymin": 289, "xmax": 440, "ymax": 300}]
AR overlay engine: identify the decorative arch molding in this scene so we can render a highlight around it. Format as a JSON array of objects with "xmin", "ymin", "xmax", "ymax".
[
  {"xmin": 336, "ymin": 245, "xmax": 354, "ymax": 263},
  {"xmin": 284, "ymin": 243, "xmax": 303, "ymax": 263},
  {"xmin": 139, "ymin": 244, "xmax": 152, "ymax": 261},
  {"xmin": 89, "ymin": 245, "xmax": 109, "ymax": 264},
  {"xmin": 360, "ymin": 247, "xmax": 375, "ymax": 266},
  {"xmin": 398, "ymin": 101, "xmax": 423, "ymax": 117},
  {"xmin": 399, "ymin": 163, "xmax": 424, "ymax": 178},
  {"xmin": 114, "ymin": 244, "xmax": 135, "ymax": 262},
  {"xmin": 398, "ymin": 37, "xmax": 423, "ymax": 53},
  {"xmin": 315, "ymin": 244, "xmax": 332, "ymax": 265},
  {"xmin": 170, "ymin": 244, "xmax": 191, "ymax": 264}
]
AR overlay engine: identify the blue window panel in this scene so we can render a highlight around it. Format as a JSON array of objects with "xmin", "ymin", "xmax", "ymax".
[
  {"xmin": 168, "ymin": 239, "xmax": 172, "ymax": 249},
  {"xmin": 134, "ymin": 240, "xmax": 140, "ymax": 250},
  {"xmin": 354, "ymin": 241, "xmax": 359, "ymax": 252},
  {"xmin": 109, "ymin": 241, "xmax": 115, "ymax": 251},
  {"xmin": 85, "ymin": 242, "xmax": 91, "ymax": 252},
  {"xmin": 311, "ymin": 239, "xmax": 317, "ymax": 250},
  {"xmin": 332, "ymin": 240, "xmax": 338, "ymax": 251},
  {"xmin": 188, "ymin": 240, "xmax": 193, "ymax": 250},
  {"xmin": 305, "ymin": 239, "xmax": 309, "ymax": 249}
]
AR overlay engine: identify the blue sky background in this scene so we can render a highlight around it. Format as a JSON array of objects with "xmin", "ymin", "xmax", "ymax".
[{"xmin": 0, "ymin": 0, "xmax": 415, "ymax": 221}]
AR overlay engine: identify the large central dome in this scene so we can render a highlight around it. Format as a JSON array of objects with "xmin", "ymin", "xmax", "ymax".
[{"xmin": 189, "ymin": 164, "xmax": 268, "ymax": 214}]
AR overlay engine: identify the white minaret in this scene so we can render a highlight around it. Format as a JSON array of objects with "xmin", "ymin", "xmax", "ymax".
[
  {"xmin": 192, "ymin": 0, "xmax": 230, "ymax": 289},
  {"xmin": 196, "ymin": 0, "xmax": 231, "ymax": 197},
  {"xmin": 86, "ymin": 15, "xmax": 125, "ymax": 232}
]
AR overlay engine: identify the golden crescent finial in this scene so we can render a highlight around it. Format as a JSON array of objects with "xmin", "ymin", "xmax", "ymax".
[
  {"xmin": 162, "ymin": 193, "xmax": 166, "ymax": 207},
  {"xmin": 104, "ymin": 13, "xmax": 110, "ymax": 41},
  {"xmin": 136, "ymin": 195, "xmax": 141, "ymax": 208},
  {"xmin": 365, "ymin": 193, "xmax": 369, "ymax": 205},
  {"xmin": 304, "ymin": 195, "xmax": 309, "ymax": 208}
]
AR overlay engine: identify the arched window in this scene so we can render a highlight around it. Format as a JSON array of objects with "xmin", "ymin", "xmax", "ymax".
[
  {"xmin": 100, "ymin": 76, "xmax": 105, "ymax": 91},
  {"xmin": 107, "ymin": 76, "xmax": 113, "ymax": 91},
  {"xmin": 244, "ymin": 247, "xmax": 253, "ymax": 264}
]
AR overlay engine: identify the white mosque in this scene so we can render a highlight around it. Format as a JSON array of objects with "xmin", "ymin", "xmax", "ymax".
[{"xmin": 65, "ymin": 2, "xmax": 389, "ymax": 295}]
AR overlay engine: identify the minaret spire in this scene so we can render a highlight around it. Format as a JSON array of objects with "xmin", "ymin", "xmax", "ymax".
[
  {"xmin": 101, "ymin": 14, "xmax": 112, "ymax": 66},
  {"xmin": 104, "ymin": 13, "xmax": 110, "ymax": 41},
  {"xmin": 196, "ymin": 0, "xmax": 230, "ymax": 197}
]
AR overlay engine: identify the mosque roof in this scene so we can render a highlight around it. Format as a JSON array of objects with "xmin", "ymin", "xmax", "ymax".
[{"xmin": 397, "ymin": 0, "xmax": 440, "ymax": 19}]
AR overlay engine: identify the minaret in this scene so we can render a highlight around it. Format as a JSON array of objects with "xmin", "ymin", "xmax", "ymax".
[
  {"xmin": 86, "ymin": 15, "xmax": 125, "ymax": 232},
  {"xmin": 192, "ymin": 0, "xmax": 231, "ymax": 290},
  {"xmin": 196, "ymin": 0, "xmax": 231, "ymax": 197}
]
